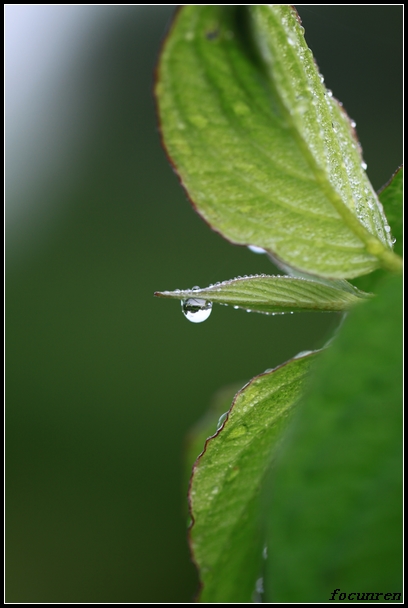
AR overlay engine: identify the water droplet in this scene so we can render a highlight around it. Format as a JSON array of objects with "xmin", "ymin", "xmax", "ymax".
[
  {"xmin": 361, "ymin": 161, "xmax": 367, "ymax": 170},
  {"xmin": 233, "ymin": 305, "xmax": 239, "ymax": 310},
  {"xmin": 320, "ymin": 74, "xmax": 324, "ymax": 83},
  {"xmin": 263, "ymin": 545, "xmax": 268, "ymax": 559},
  {"xmin": 350, "ymin": 119, "xmax": 356, "ymax": 128},
  {"xmin": 181, "ymin": 298, "xmax": 212, "ymax": 323},
  {"xmin": 192, "ymin": 285, "xmax": 201, "ymax": 291},
  {"xmin": 248, "ymin": 245, "xmax": 266, "ymax": 254},
  {"xmin": 216, "ymin": 412, "xmax": 228, "ymax": 430},
  {"xmin": 326, "ymin": 89, "xmax": 333, "ymax": 97},
  {"xmin": 385, "ymin": 225, "xmax": 391, "ymax": 233},
  {"xmin": 293, "ymin": 350, "xmax": 313, "ymax": 359},
  {"xmin": 255, "ymin": 578, "xmax": 264, "ymax": 594}
]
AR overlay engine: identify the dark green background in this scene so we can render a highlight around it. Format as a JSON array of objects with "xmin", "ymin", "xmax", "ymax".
[{"xmin": 6, "ymin": 6, "xmax": 402, "ymax": 602}]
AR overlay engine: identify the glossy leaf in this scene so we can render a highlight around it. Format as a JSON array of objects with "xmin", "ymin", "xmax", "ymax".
[
  {"xmin": 378, "ymin": 166, "xmax": 403, "ymax": 258},
  {"xmin": 189, "ymin": 352, "xmax": 318, "ymax": 602},
  {"xmin": 155, "ymin": 275, "xmax": 371, "ymax": 314},
  {"xmin": 156, "ymin": 6, "xmax": 401, "ymax": 278},
  {"xmin": 265, "ymin": 275, "xmax": 402, "ymax": 601}
]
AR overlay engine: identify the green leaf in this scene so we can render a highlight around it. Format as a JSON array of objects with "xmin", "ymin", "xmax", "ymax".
[
  {"xmin": 184, "ymin": 382, "xmax": 243, "ymax": 501},
  {"xmin": 265, "ymin": 275, "xmax": 402, "ymax": 602},
  {"xmin": 155, "ymin": 275, "xmax": 371, "ymax": 314},
  {"xmin": 189, "ymin": 352, "xmax": 318, "ymax": 602},
  {"xmin": 378, "ymin": 166, "xmax": 403, "ymax": 258},
  {"xmin": 156, "ymin": 6, "xmax": 401, "ymax": 278}
]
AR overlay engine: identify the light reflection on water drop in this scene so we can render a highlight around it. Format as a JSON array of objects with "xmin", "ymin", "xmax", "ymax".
[
  {"xmin": 247, "ymin": 245, "xmax": 267, "ymax": 254},
  {"xmin": 293, "ymin": 350, "xmax": 313, "ymax": 359},
  {"xmin": 181, "ymin": 298, "xmax": 212, "ymax": 323}
]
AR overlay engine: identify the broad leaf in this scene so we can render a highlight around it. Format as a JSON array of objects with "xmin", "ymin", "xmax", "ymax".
[
  {"xmin": 265, "ymin": 275, "xmax": 402, "ymax": 602},
  {"xmin": 378, "ymin": 166, "xmax": 403, "ymax": 258},
  {"xmin": 189, "ymin": 352, "xmax": 317, "ymax": 602},
  {"xmin": 155, "ymin": 275, "xmax": 371, "ymax": 314},
  {"xmin": 156, "ymin": 6, "xmax": 401, "ymax": 278}
]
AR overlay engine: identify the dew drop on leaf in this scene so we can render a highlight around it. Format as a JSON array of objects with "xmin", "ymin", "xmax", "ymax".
[
  {"xmin": 247, "ymin": 245, "xmax": 267, "ymax": 254},
  {"xmin": 181, "ymin": 298, "xmax": 212, "ymax": 323},
  {"xmin": 216, "ymin": 412, "xmax": 228, "ymax": 430},
  {"xmin": 255, "ymin": 577, "xmax": 264, "ymax": 593},
  {"xmin": 293, "ymin": 350, "xmax": 313, "ymax": 359}
]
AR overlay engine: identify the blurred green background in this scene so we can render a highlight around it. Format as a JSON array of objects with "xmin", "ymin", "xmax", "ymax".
[{"xmin": 6, "ymin": 6, "xmax": 402, "ymax": 602}]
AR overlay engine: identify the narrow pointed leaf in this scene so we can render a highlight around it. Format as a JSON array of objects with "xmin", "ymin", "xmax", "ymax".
[
  {"xmin": 156, "ymin": 6, "xmax": 401, "ymax": 278},
  {"xmin": 265, "ymin": 275, "xmax": 402, "ymax": 601},
  {"xmin": 189, "ymin": 352, "xmax": 318, "ymax": 602},
  {"xmin": 378, "ymin": 166, "xmax": 403, "ymax": 258},
  {"xmin": 155, "ymin": 275, "xmax": 371, "ymax": 314}
]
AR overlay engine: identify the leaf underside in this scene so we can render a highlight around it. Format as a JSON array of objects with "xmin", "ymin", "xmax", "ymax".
[
  {"xmin": 156, "ymin": 274, "xmax": 371, "ymax": 314},
  {"xmin": 189, "ymin": 352, "xmax": 317, "ymax": 603},
  {"xmin": 156, "ymin": 6, "xmax": 399, "ymax": 278}
]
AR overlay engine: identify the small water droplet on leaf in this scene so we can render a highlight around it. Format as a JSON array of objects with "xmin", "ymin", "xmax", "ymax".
[
  {"xmin": 216, "ymin": 412, "xmax": 228, "ymax": 430},
  {"xmin": 293, "ymin": 350, "xmax": 313, "ymax": 359},
  {"xmin": 247, "ymin": 245, "xmax": 266, "ymax": 254},
  {"xmin": 255, "ymin": 577, "xmax": 264, "ymax": 594}
]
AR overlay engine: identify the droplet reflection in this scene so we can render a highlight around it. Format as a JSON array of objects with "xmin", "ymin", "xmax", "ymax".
[{"xmin": 181, "ymin": 298, "xmax": 212, "ymax": 323}]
